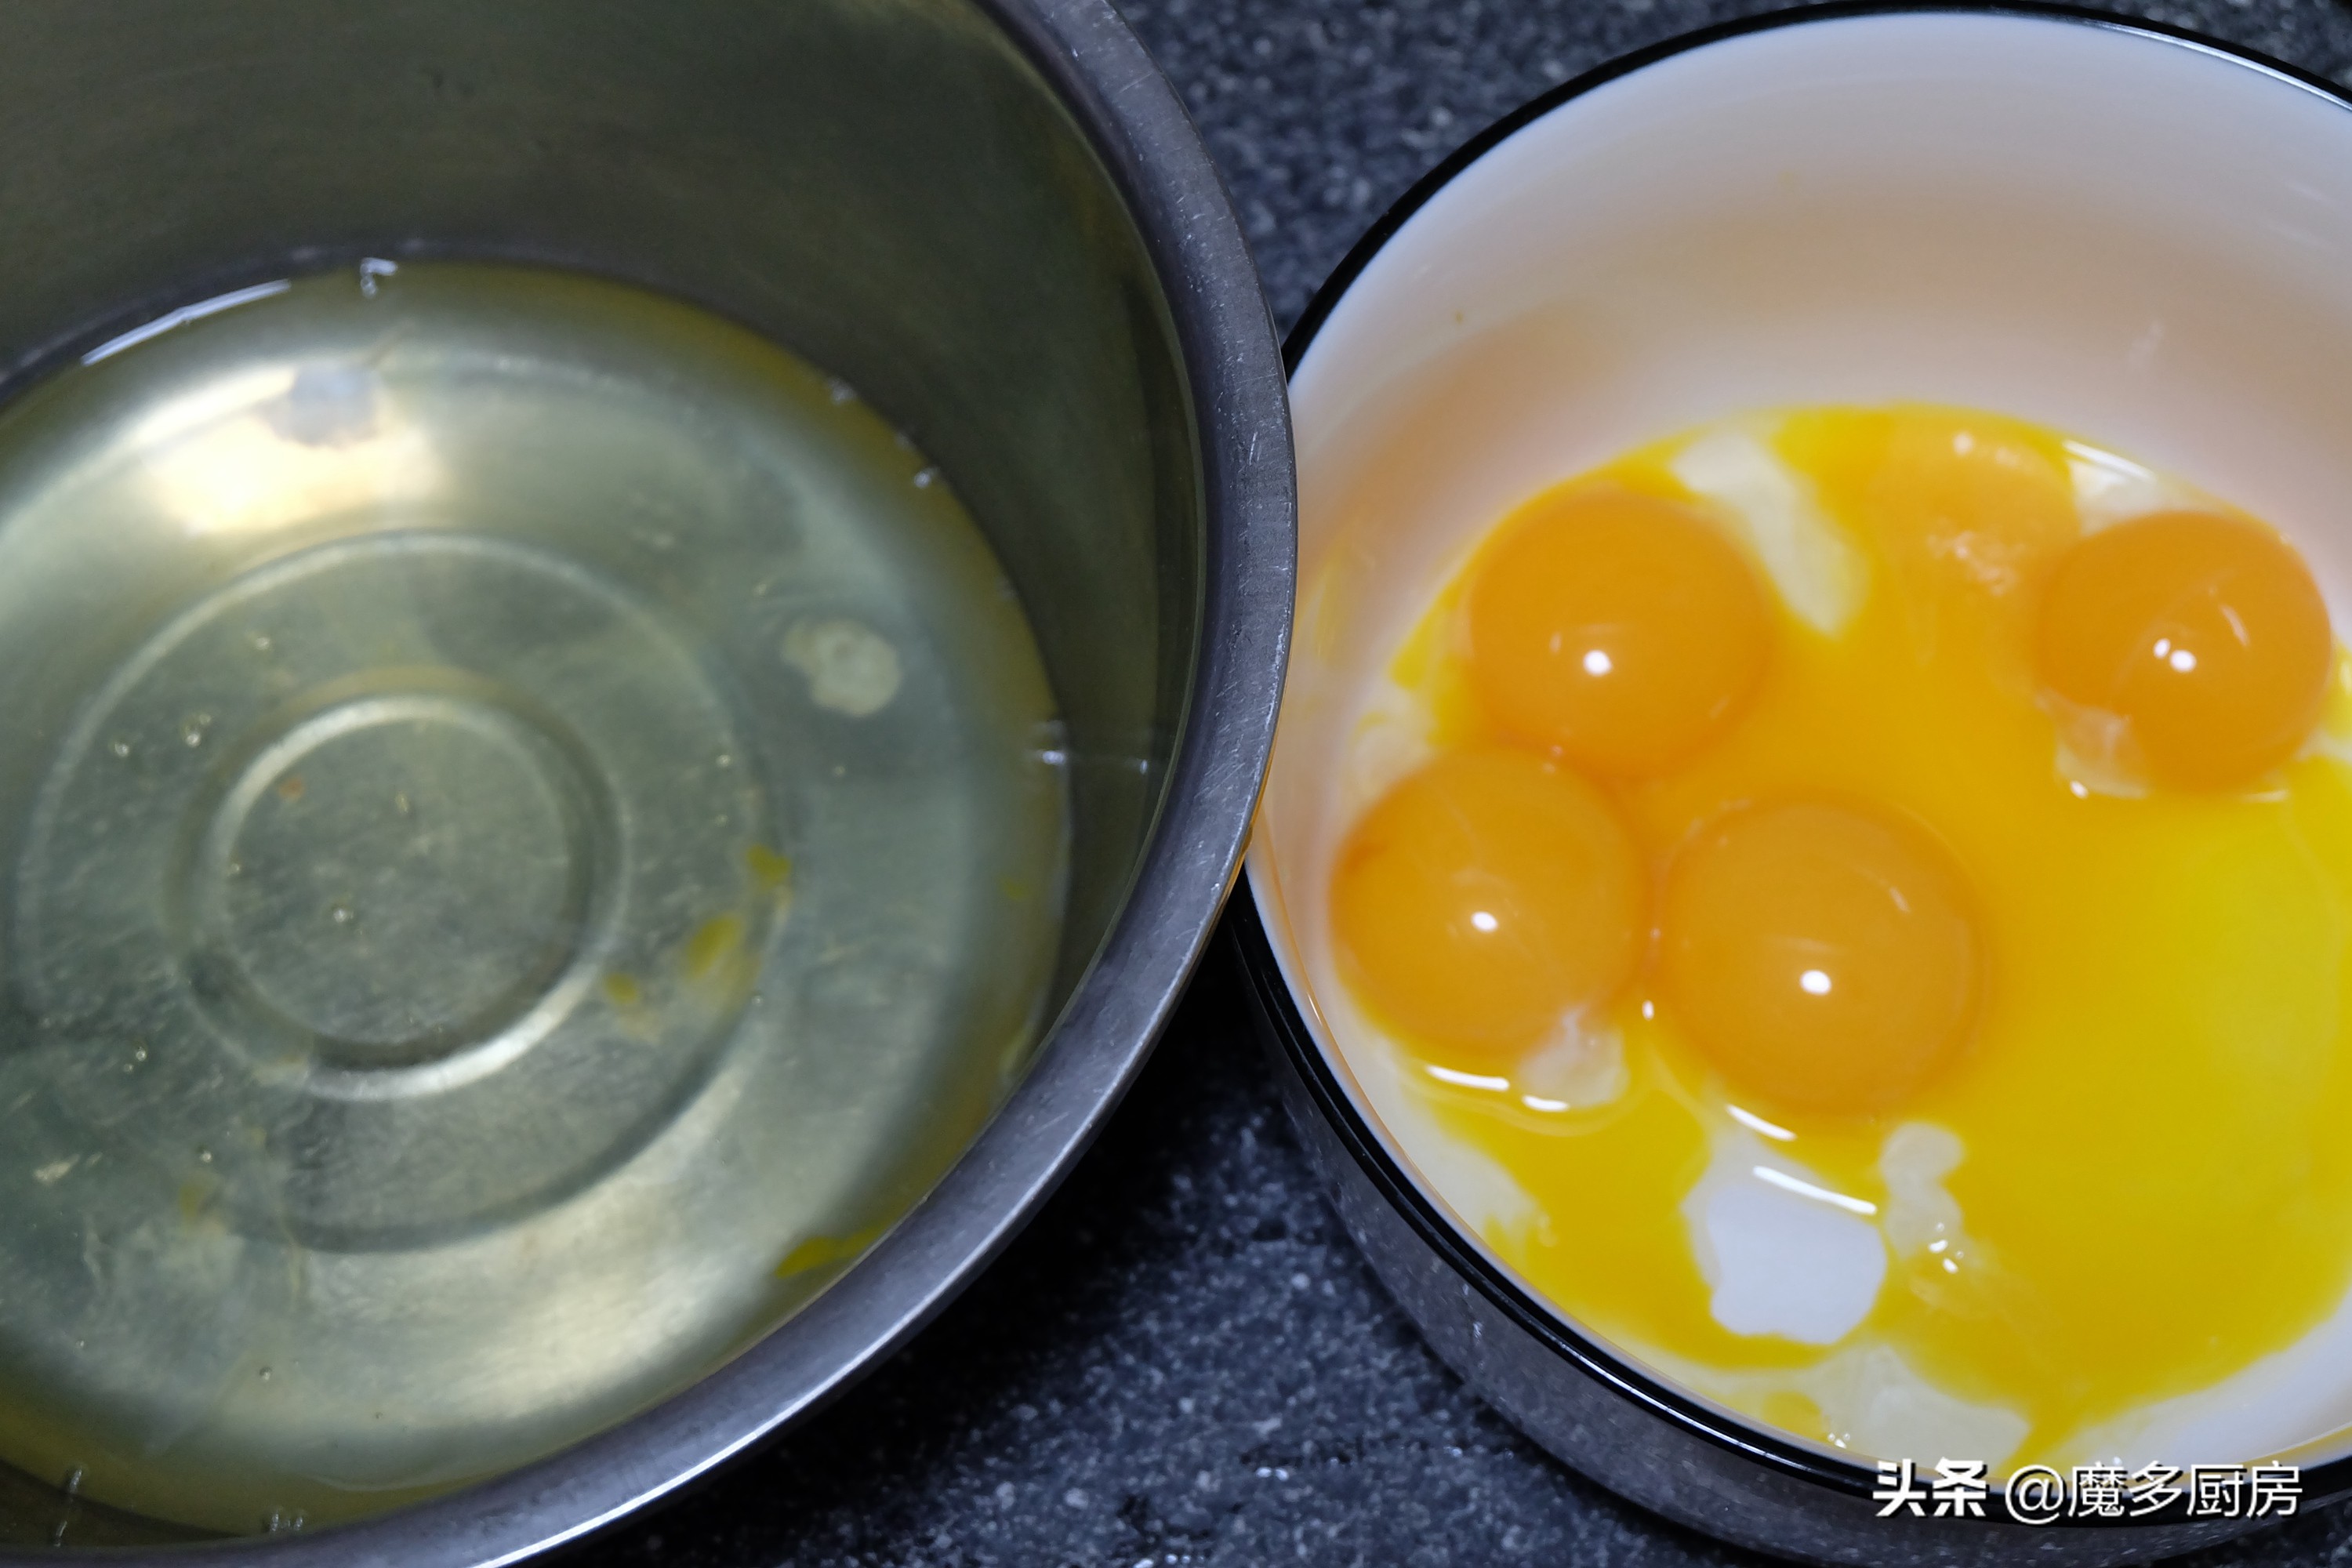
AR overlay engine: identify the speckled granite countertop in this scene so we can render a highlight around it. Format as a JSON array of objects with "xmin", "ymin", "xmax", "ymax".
[{"xmin": 561, "ymin": 2, "xmax": 2352, "ymax": 1563}]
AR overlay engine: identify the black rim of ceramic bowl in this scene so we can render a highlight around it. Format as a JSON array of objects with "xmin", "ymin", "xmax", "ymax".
[
  {"xmin": 1255, "ymin": 0, "xmax": 2352, "ymax": 1521},
  {"xmin": 0, "ymin": 0, "xmax": 1292, "ymax": 1561}
]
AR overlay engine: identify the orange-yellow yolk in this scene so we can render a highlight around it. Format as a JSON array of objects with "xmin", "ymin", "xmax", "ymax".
[
  {"xmin": 1465, "ymin": 488, "xmax": 1770, "ymax": 775},
  {"xmin": 1330, "ymin": 748, "xmax": 1642, "ymax": 1058},
  {"xmin": 1658, "ymin": 800, "xmax": 1983, "ymax": 1116},
  {"xmin": 2036, "ymin": 510, "xmax": 2332, "ymax": 791}
]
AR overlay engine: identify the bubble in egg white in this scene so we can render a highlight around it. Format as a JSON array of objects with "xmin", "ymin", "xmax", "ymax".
[
  {"xmin": 783, "ymin": 617, "xmax": 903, "ymax": 717},
  {"xmin": 2045, "ymin": 691, "xmax": 2153, "ymax": 801},
  {"xmin": 1793, "ymin": 1343, "xmax": 2031, "ymax": 1470},
  {"xmin": 1668, "ymin": 426, "xmax": 1867, "ymax": 637},
  {"xmin": 1681, "ymin": 1130, "xmax": 1886, "ymax": 1346},
  {"xmin": 2066, "ymin": 441, "xmax": 2199, "ymax": 532},
  {"xmin": 1514, "ymin": 1014, "xmax": 1628, "ymax": 1114},
  {"xmin": 1877, "ymin": 1121, "xmax": 1969, "ymax": 1261}
]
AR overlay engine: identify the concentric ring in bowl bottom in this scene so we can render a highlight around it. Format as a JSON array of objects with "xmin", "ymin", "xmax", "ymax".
[
  {"xmin": 20, "ymin": 532, "xmax": 765, "ymax": 1247},
  {"xmin": 0, "ymin": 260, "xmax": 1072, "ymax": 1534}
]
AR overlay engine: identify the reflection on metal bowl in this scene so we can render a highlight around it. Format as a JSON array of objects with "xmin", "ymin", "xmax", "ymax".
[{"xmin": 0, "ymin": 0, "xmax": 1291, "ymax": 1559}]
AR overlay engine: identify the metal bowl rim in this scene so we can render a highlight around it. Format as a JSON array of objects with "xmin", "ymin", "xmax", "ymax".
[{"xmin": 10, "ymin": 0, "xmax": 1293, "ymax": 1559}]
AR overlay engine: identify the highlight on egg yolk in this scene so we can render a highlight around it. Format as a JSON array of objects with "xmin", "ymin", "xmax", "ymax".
[
  {"xmin": 1465, "ymin": 487, "xmax": 1770, "ymax": 775},
  {"xmin": 2035, "ymin": 510, "xmax": 2332, "ymax": 790},
  {"xmin": 1329, "ymin": 748, "xmax": 1642, "ymax": 1058},
  {"xmin": 1657, "ymin": 800, "xmax": 1983, "ymax": 1117}
]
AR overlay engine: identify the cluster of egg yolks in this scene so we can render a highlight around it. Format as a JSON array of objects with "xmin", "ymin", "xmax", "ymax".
[
  {"xmin": 1658, "ymin": 800, "xmax": 1982, "ymax": 1116},
  {"xmin": 1340, "ymin": 481, "xmax": 1988, "ymax": 1112},
  {"xmin": 2036, "ymin": 510, "xmax": 2334, "ymax": 790},
  {"xmin": 1323, "ymin": 405, "xmax": 2352, "ymax": 1468},
  {"xmin": 1465, "ymin": 490, "xmax": 1771, "ymax": 775},
  {"xmin": 1330, "ymin": 748, "xmax": 1641, "ymax": 1056}
]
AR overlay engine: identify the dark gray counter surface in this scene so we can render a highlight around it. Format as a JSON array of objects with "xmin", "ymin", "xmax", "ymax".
[{"xmin": 565, "ymin": 2, "xmax": 2352, "ymax": 1563}]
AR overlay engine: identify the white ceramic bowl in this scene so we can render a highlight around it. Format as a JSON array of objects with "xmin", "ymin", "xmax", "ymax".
[{"xmin": 1243, "ymin": 8, "xmax": 2352, "ymax": 1563}]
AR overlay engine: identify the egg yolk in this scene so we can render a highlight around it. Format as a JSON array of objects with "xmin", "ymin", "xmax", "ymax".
[
  {"xmin": 1465, "ymin": 487, "xmax": 1769, "ymax": 775},
  {"xmin": 1658, "ymin": 800, "xmax": 1983, "ymax": 1116},
  {"xmin": 1330, "ymin": 748, "xmax": 1642, "ymax": 1057},
  {"xmin": 2035, "ymin": 509, "xmax": 2332, "ymax": 790}
]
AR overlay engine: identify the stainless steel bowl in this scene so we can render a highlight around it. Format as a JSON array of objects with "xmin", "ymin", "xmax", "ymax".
[{"xmin": 0, "ymin": 0, "xmax": 1290, "ymax": 1558}]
